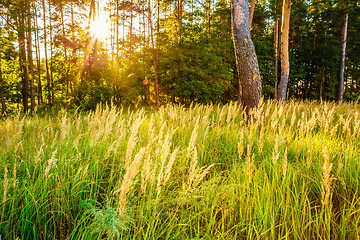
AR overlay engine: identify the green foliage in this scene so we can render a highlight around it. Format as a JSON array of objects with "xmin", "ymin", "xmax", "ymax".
[
  {"xmin": 1, "ymin": 0, "xmax": 360, "ymax": 111},
  {"xmin": 159, "ymin": 44, "xmax": 233, "ymax": 104}
]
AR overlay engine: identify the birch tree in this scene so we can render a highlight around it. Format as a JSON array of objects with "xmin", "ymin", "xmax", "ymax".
[
  {"xmin": 337, "ymin": 12, "xmax": 349, "ymax": 103},
  {"xmin": 277, "ymin": 0, "xmax": 291, "ymax": 101}
]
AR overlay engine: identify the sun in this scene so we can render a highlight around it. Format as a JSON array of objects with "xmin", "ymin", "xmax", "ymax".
[{"xmin": 89, "ymin": 14, "xmax": 111, "ymax": 41}]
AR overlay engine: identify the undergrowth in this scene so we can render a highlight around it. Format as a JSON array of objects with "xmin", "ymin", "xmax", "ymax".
[{"xmin": 0, "ymin": 100, "xmax": 360, "ymax": 239}]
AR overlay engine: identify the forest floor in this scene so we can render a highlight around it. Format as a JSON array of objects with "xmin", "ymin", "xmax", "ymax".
[{"xmin": 1, "ymin": 100, "xmax": 360, "ymax": 239}]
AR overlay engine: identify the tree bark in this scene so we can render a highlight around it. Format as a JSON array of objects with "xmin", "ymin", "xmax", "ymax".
[
  {"xmin": 34, "ymin": 5, "xmax": 43, "ymax": 104},
  {"xmin": 60, "ymin": 3, "xmax": 69, "ymax": 95},
  {"xmin": 18, "ymin": 14, "xmax": 29, "ymax": 113},
  {"xmin": 49, "ymin": 1, "xmax": 55, "ymax": 103},
  {"xmin": 27, "ymin": 0, "xmax": 35, "ymax": 114},
  {"xmin": 249, "ymin": 0, "xmax": 256, "ymax": 28},
  {"xmin": 273, "ymin": 0, "xmax": 279, "ymax": 99},
  {"xmin": 148, "ymin": 0, "xmax": 160, "ymax": 107},
  {"xmin": 231, "ymin": 0, "xmax": 262, "ymax": 115},
  {"xmin": 42, "ymin": 0, "xmax": 52, "ymax": 106},
  {"xmin": 337, "ymin": 12, "xmax": 349, "ymax": 103},
  {"xmin": 277, "ymin": 0, "xmax": 291, "ymax": 101},
  {"xmin": 0, "ymin": 48, "xmax": 7, "ymax": 117}
]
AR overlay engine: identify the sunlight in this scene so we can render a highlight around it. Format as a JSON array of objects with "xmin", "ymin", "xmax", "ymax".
[{"xmin": 89, "ymin": 14, "xmax": 111, "ymax": 41}]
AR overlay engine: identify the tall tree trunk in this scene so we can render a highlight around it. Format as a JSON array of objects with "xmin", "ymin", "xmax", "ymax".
[
  {"xmin": 42, "ymin": 0, "xmax": 52, "ymax": 106},
  {"xmin": 110, "ymin": 4, "xmax": 114, "ymax": 62},
  {"xmin": 70, "ymin": 2, "xmax": 75, "ymax": 93},
  {"xmin": 0, "ymin": 45, "xmax": 6, "ymax": 117},
  {"xmin": 337, "ymin": 12, "xmax": 349, "ymax": 103},
  {"xmin": 273, "ymin": 0, "xmax": 279, "ymax": 99},
  {"xmin": 27, "ymin": 0, "xmax": 35, "ymax": 114},
  {"xmin": 249, "ymin": 0, "xmax": 256, "ymax": 28},
  {"xmin": 148, "ymin": 0, "xmax": 160, "ymax": 107},
  {"xmin": 231, "ymin": 0, "xmax": 262, "ymax": 115},
  {"xmin": 320, "ymin": 27, "xmax": 327, "ymax": 101},
  {"xmin": 18, "ymin": 15, "xmax": 29, "ymax": 113},
  {"xmin": 60, "ymin": 3, "xmax": 69, "ymax": 95},
  {"xmin": 60, "ymin": 4, "xmax": 67, "ymax": 61},
  {"xmin": 177, "ymin": 0, "xmax": 183, "ymax": 42},
  {"xmin": 277, "ymin": 0, "xmax": 291, "ymax": 101},
  {"xmin": 49, "ymin": 1, "xmax": 55, "ymax": 103},
  {"xmin": 116, "ymin": 0, "xmax": 119, "ymax": 67},
  {"xmin": 34, "ymin": 5, "xmax": 43, "ymax": 104},
  {"xmin": 130, "ymin": 0, "xmax": 133, "ymax": 53}
]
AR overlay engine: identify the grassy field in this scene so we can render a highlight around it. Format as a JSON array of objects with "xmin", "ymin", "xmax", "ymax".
[{"xmin": 1, "ymin": 100, "xmax": 360, "ymax": 239}]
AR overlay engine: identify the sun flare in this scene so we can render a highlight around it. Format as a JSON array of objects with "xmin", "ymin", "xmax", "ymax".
[{"xmin": 89, "ymin": 15, "xmax": 111, "ymax": 40}]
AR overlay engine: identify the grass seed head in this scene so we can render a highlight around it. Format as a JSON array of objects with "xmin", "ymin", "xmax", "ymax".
[
  {"xmin": 321, "ymin": 147, "xmax": 334, "ymax": 207},
  {"xmin": 282, "ymin": 148, "xmax": 288, "ymax": 178},
  {"xmin": 3, "ymin": 167, "xmax": 8, "ymax": 203},
  {"xmin": 117, "ymin": 147, "xmax": 145, "ymax": 214}
]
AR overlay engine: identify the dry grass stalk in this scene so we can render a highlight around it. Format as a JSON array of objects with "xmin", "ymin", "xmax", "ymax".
[
  {"xmin": 13, "ymin": 158, "xmax": 17, "ymax": 190},
  {"xmin": 192, "ymin": 164, "xmax": 215, "ymax": 189},
  {"xmin": 218, "ymin": 106, "xmax": 226, "ymax": 126},
  {"xmin": 45, "ymin": 149, "xmax": 58, "ymax": 178},
  {"xmin": 306, "ymin": 141, "xmax": 312, "ymax": 169},
  {"xmin": 258, "ymin": 124, "xmax": 265, "ymax": 153},
  {"xmin": 117, "ymin": 147, "xmax": 145, "ymax": 214},
  {"xmin": 186, "ymin": 118, "xmax": 199, "ymax": 160},
  {"xmin": 321, "ymin": 148, "xmax": 334, "ymax": 207},
  {"xmin": 270, "ymin": 117, "xmax": 279, "ymax": 133},
  {"xmin": 35, "ymin": 138, "xmax": 45, "ymax": 163},
  {"xmin": 226, "ymin": 104, "xmax": 233, "ymax": 126},
  {"xmin": 124, "ymin": 117, "xmax": 144, "ymax": 169},
  {"xmin": 246, "ymin": 144, "xmax": 254, "ymax": 183},
  {"xmin": 156, "ymin": 132, "xmax": 172, "ymax": 194},
  {"xmin": 336, "ymin": 163, "xmax": 346, "ymax": 189},
  {"xmin": 157, "ymin": 147, "xmax": 179, "ymax": 195},
  {"xmin": 185, "ymin": 145, "xmax": 215, "ymax": 191},
  {"xmin": 160, "ymin": 133, "xmax": 172, "ymax": 167},
  {"xmin": 290, "ymin": 108, "xmax": 297, "ymax": 129},
  {"xmin": 238, "ymin": 130, "xmax": 244, "ymax": 158},
  {"xmin": 187, "ymin": 146, "xmax": 199, "ymax": 188},
  {"xmin": 2, "ymin": 167, "xmax": 8, "ymax": 203},
  {"xmin": 163, "ymin": 148, "xmax": 180, "ymax": 185},
  {"xmin": 353, "ymin": 111, "xmax": 359, "ymax": 138},
  {"xmin": 282, "ymin": 148, "xmax": 288, "ymax": 178},
  {"xmin": 141, "ymin": 135, "xmax": 155, "ymax": 193},
  {"xmin": 60, "ymin": 114, "xmax": 70, "ymax": 143},
  {"xmin": 272, "ymin": 135, "xmax": 279, "ymax": 165}
]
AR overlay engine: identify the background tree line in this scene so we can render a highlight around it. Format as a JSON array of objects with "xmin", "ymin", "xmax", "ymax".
[{"xmin": 0, "ymin": 0, "xmax": 359, "ymax": 114}]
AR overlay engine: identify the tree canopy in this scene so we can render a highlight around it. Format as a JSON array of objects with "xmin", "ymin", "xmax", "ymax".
[{"xmin": 0, "ymin": 0, "xmax": 359, "ymax": 113}]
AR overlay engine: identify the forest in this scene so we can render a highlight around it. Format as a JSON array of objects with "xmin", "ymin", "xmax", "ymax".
[{"xmin": 0, "ymin": 0, "xmax": 359, "ymax": 114}]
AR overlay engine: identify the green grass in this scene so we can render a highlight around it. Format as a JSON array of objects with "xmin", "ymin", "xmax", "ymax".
[{"xmin": 1, "ymin": 100, "xmax": 360, "ymax": 239}]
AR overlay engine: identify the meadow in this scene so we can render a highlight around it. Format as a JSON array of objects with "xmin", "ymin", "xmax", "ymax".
[{"xmin": 0, "ymin": 100, "xmax": 360, "ymax": 239}]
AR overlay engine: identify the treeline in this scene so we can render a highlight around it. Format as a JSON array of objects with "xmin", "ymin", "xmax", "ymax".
[{"xmin": 0, "ymin": 0, "xmax": 359, "ymax": 114}]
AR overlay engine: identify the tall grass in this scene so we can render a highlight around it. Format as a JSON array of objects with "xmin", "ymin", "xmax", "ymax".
[{"xmin": 0, "ymin": 100, "xmax": 360, "ymax": 239}]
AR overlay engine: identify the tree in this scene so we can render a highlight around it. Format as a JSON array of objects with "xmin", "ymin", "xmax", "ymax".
[
  {"xmin": 272, "ymin": 0, "xmax": 280, "ymax": 99},
  {"xmin": 249, "ymin": 0, "xmax": 256, "ymax": 28},
  {"xmin": 277, "ymin": 0, "xmax": 291, "ymax": 101},
  {"xmin": 231, "ymin": 0, "xmax": 262, "ymax": 114},
  {"xmin": 17, "ymin": 4, "xmax": 29, "ymax": 112},
  {"xmin": 0, "ymin": 9, "xmax": 7, "ymax": 117},
  {"xmin": 0, "ymin": 43, "xmax": 6, "ymax": 117},
  {"xmin": 42, "ymin": 0, "xmax": 52, "ymax": 106},
  {"xmin": 26, "ymin": 0, "xmax": 35, "ymax": 114},
  {"xmin": 337, "ymin": 12, "xmax": 349, "ymax": 103}
]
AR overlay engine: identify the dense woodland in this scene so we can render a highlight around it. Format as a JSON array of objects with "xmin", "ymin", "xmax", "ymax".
[{"xmin": 0, "ymin": 0, "xmax": 359, "ymax": 114}]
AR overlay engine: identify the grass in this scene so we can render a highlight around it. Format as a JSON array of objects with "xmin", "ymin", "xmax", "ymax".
[{"xmin": 0, "ymin": 100, "xmax": 360, "ymax": 239}]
